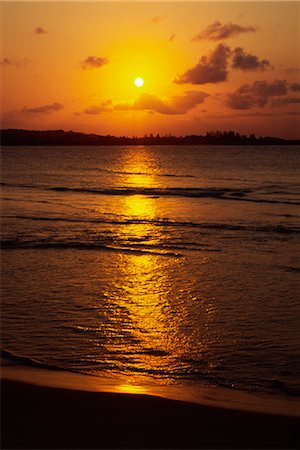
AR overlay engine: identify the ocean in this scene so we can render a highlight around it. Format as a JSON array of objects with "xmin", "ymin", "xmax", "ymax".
[{"xmin": 1, "ymin": 145, "xmax": 299, "ymax": 401}]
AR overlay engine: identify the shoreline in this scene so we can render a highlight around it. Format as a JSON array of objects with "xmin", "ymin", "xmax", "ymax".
[
  {"xmin": 1, "ymin": 372, "xmax": 299, "ymax": 449},
  {"xmin": 1, "ymin": 359, "xmax": 299, "ymax": 417},
  {"xmin": 2, "ymin": 361, "xmax": 300, "ymax": 449}
]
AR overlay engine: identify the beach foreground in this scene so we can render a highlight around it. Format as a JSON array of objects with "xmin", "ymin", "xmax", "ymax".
[{"xmin": 1, "ymin": 377, "xmax": 299, "ymax": 449}]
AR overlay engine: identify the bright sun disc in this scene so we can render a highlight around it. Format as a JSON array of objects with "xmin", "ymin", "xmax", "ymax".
[{"xmin": 134, "ymin": 77, "xmax": 144, "ymax": 87}]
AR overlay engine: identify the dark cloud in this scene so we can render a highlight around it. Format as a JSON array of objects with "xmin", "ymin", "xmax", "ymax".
[
  {"xmin": 170, "ymin": 91, "xmax": 209, "ymax": 112},
  {"xmin": 192, "ymin": 21, "xmax": 256, "ymax": 41},
  {"xmin": 23, "ymin": 103, "xmax": 64, "ymax": 114},
  {"xmin": 83, "ymin": 100, "xmax": 112, "ymax": 114},
  {"xmin": 175, "ymin": 43, "xmax": 272, "ymax": 85},
  {"xmin": 226, "ymin": 80, "xmax": 288, "ymax": 109},
  {"xmin": 241, "ymin": 80, "xmax": 288, "ymax": 97},
  {"xmin": 175, "ymin": 43, "xmax": 230, "ymax": 85},
  {"xmin": 227, "ymin": 92, "xmax": 267, "ymax": 109},
  {"xmin": 115, "ymin": 91, "xmax": 208, "ymax": 115},
  {"xmin": 81, "ymin": 56, "xmax": 109, "ymax": 70},
  {"xmin": 290, "ymin": 83, "xmax": 300, "ymax": 92},
  {"xmin": 35, "ymin": 27, "xmax": 47, "ymax": 34},
  {"xmin": 272, "ymin": 97, "xmax": 300, "ymax": 106},
  {"xmin": 232, "ymin": 47, "xmax": 270, "ymax": 71}
]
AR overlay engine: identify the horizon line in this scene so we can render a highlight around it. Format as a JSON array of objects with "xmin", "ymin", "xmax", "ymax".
[{"xmin": 1, "ymin": 128, "xmax": 300, "ymax": 143}]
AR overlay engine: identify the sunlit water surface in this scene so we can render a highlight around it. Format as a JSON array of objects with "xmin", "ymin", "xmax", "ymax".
[{"xmin": 1, "ymin": 145, "xmax": 299, "ymax": 400}]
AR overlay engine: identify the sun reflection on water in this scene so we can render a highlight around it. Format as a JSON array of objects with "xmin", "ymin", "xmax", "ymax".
[{"xmin": 96, "ymin": 147, "xmax": 215, "ymax": 385}]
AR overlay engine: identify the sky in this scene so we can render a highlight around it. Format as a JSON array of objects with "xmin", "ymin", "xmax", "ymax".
[{"xmin": 1, "ymin": 1, "xmax": 299, "ymax": 138}]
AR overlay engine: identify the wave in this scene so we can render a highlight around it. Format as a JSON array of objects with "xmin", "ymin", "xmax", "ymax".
[
  {"xmin": 0, "ymin": 239, "xmax": 184, "ymax": 257},
  {"xmin": 0, "ymin": 181, "xmax": 37, "ymax": 189},
  {"xmin": 2, "ymin": 348, "xmax": 299, "ymax": 397},
  {"xmin": 88, "ymin": 168, "xmax": 198, "ymax": 178},
  {"xmin": 281, "ymin": 266, "xmax": 300, "ymax": 273},
  {"xmin": 2, "ymin": 181, "xmax": 299, "ymax": 204},
  {"xmin": 2, "ymin": 214, "xmax": 299, "ymax": 234},
  {"xmin": 1, "ymin": 349, "xmax": 66, "ymax": 372},
  {"xmin": 49, "ymin": 185, "xmax": 249, "ymax": 199}
]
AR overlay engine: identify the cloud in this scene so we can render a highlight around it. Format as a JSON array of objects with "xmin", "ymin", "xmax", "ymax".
[
  {"xmin": 226, "ymin": 80, "xmax": 288, "ymax": 109},
  {"xmin": 115, "ymin": 91, "xmax": 209, "ymax": 115},
  {"xmin": 240, "ymin": 80, "xmax": 288, "ymax": 97},
  {"xmin": 81, "ymin": 56, "xmax": 109, "ymax": 70},
  {"xmin": 150, "ymin": 16, "xmax": 165, "ymax": 24},
  {"xmin": 175, "ymin": 43, "xmax": 231, "ymax": 85},
  {"xmin": 284, "ymin": 67, "xmax": 299, "ymax": 75},
  {"xmin": 206, "ymin": 111, "xmax": 282, "ymax": 119},
  {"xmin": 192, "ymin": 21, "xmax": 256, "ymax": 41},
  {"xmin": 35, "ymin": 27, "xmax": 47, "ymax": 34},
  {"xmin": 175, "ymin": 43, "xmax": 272, "ymax": 84},
  {"xmin": 232, "ymin": 47, "xmax": 270, "ymax": 71},
  {"xmin": 290, "ymin": 83, "xmax": 300, "ymax": 92},
  {"xmin": 227, "ymin": 92, "xmax": 267, "ymax": 109},
  {"xmin": 23, "ymin": 103, "xmax": 64, "ymax": 114},
  {"xmin": 271, "ymin": 97, "xmax": 300, "ymax": 106},
  {"xmin": 0, "ymin": 58, "xmax": 28, "ymax": 67},
  {"xmin": 83, "ymin": 100, "xmax": 113, "ymax": 114},
  {"xmin": 116, "ymin": 94, "xmax": 175, "ymax": 115},
  {"xmin": 1, "ymin": 58, "xmax": 12, "ymax": 66},
  {"xmin": 169, "ymin": 33, "xmax": 176, "ymax": 42},
  {"xmin": 170, "ymin": 91, "xmax": 209, "ymax": 112}
]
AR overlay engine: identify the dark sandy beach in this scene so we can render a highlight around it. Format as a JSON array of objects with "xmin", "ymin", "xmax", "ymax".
[{"xmin": 1, "ymin": 377, "xmax": 299, "ymax": 449}]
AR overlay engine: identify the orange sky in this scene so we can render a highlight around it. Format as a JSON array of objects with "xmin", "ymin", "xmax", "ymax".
[{"xmin": 1, "ymin": 1, "xmax": 299, "ymax": 138}]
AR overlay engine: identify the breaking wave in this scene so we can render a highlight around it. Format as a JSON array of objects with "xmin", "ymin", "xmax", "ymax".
[
  {"xmin": 1, "ymin": 181, "xmax": 300, "ymax": 205},
  {"xmin": 2, "ymin": 214, "xmax": 299, "ymax": 234}
]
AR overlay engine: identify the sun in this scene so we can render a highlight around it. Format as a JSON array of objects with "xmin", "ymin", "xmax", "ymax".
[{"xmin": 134, "ymin": 77, "xmax": 144, "ymax": 87}]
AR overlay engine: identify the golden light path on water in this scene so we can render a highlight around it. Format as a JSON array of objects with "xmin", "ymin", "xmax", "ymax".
[{"xmin": 96, "ymin": 148, "xmax": 215, "ymax": 390}]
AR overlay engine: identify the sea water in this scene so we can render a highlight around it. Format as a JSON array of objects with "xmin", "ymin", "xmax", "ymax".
[{"xmin": 1, "ymin": 145, "xmax": 299, "ymax": 400}]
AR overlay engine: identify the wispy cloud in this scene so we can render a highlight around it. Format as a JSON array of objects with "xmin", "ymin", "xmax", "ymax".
[
  {"xmin": 284, "ymin": 67, "xmax": 299, "ymax": 75},
  {"xmin": 83, "ymin": 100, "xmax": 113, "ymax": 114},
  {"xmin": 169, "ymin": 33, "xmax": 176, "ymax": 42},
  {"xmin": 175, "ymin": 43, "xmax": 231, "ymax": 85},
  {"xmin": 115, "ymin": 91, "xmax": 209, "ymax": 115},
  {"xmin": 0, "ymin": 58, "xmax": 28, "ymax": 67},
  {"xmin": 271, "ymin": 97, "xmax": 300, "ymax": 107},
  {"xmin": 1, "ymin": 58, "xmax": 12, "ymax": 66},
  {"xmin": 34, "ymin": 27, "xmax": 47, "ymax": 34},
  {"xmin": 192, "ymin": 21, "xmax": 256, "ymax": 41},
  {"xmin": 23, "ymin": 103, "xmax": 64, "ymax": 114},
  {"xmin": 150, "ymin": 16, "xmax": 165, "ymax": 24},
  {"xmin": 116, "ymin": 94, "xmax": 175, "ymax": 114},
  {"xmin": 232, "ymin": 47, "xmax": 270, "ymax": 71},
  {"xmin": 81, "ymin": 56, "xmax": 109, "ymax": 70},
  {"xmin": 290, "ymin": 83, "xmax": 300, "ymax": 92}
]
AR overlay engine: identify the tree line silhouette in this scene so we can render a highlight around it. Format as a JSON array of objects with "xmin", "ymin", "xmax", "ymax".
[{"xmin": 1, "ymin": 129, "xmax": 299, "ymax": 146}]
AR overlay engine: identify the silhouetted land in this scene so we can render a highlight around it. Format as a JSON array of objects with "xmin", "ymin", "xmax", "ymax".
[{"xmin": 1, "ymin": 129, "xmax": 299, "ymax": 146}]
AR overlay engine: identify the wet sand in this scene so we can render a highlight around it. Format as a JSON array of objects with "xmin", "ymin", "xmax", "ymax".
[{"xmin": 1, "ymin": 376, "xmax": 299, "ymax": 449}]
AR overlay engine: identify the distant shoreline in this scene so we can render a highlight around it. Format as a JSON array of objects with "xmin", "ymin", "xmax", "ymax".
[{"xmin": 1, "ymin": 129, "xmax": 300, "ymax": 146}]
